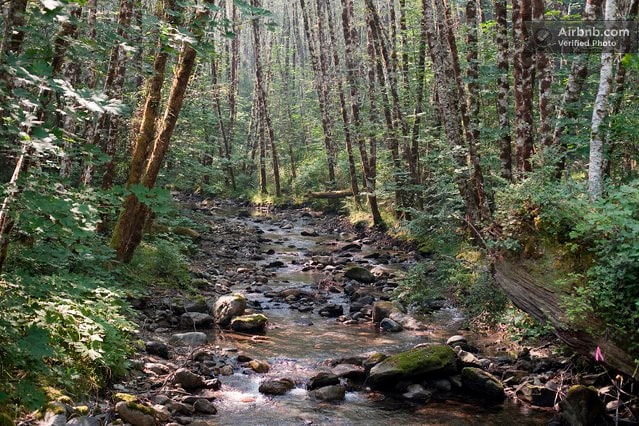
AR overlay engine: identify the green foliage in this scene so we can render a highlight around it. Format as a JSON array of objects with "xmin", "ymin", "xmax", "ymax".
[
  {"xmin": 566, "ymin": 183, "xmax": 639, "ymax": 353},
  {"xmin": 395, "ymin": 261, "xmax": 446, "ymax": 311},
  {"xmin": 125, "ymin": 239, "xmax": 192, "ymax": 289},
  {"xmin": 501, "ymin": 307, "xmax": 554, "ymax": 342},
  {"xmin": 0, "ymin": 277, "xmax": 136, "ymax": 417}
]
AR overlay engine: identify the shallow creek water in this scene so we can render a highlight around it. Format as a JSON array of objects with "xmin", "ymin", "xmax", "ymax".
[{"xmin": 204, "ymin": 208, "xmax": 553, "ymax": 425}]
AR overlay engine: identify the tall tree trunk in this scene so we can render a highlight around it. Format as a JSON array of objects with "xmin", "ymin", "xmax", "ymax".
[
  {"xmin": 423, "ymin": 0, "xmax": 487, "ymax": 228},
  {"xmin": 300, "ymin": 0, "xmax": 336, "ymax": 187},
  {"xmin": 552, "ymin": 0, "xmax": 602, "ymax": 178},
  {"xmin": 341, "ymin": 0, "xmax": 366, "ymax": 204},
  {"xmin": 512, "ymin": 0, "xmax": 535, "ymax": 176},
  {"xmin": 211, "ymin": 56, "xmax": 236, "ymax": 190},
  {"xmin": 324, "ymin": 0, "xmax": 360, "ymax": 200},
  {"xmin": 364, "ymin": 27, "xmax": 384, "ymax": 227},
  {"xmin": 365, "ymin": 0, "xmax": 410, "ymax": 216},
  {"xmin": 252, "ymin": 0, "xmax": 280, "ymax": 197},
  {"xmin": 494, "ymin": 0, "xmax": 512, "ymax": 181},
  {"xmin": 85, "ymin": 0, "xmax": 133, "ymax": 188},
  {"xmin": 533, "ymin": 0, "xmax": 552, "ymax": 149},
  {"xmin": 111, "ymin": 2, "xmax": 208, "ymax": 263},
  {"xmin": 588, "ymin": 0, "xmax": 617, "ymax": 200}
]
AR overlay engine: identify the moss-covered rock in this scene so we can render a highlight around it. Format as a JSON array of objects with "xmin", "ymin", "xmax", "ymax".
[
  {"xmin": 344, "ymin": 266, "xmax": 375, "ymax": 283},
  {"xmin": 460, "ymin": 367, "xmax": 505, "ymax": 403},
  {"xmin": 113, "ymin": 393, "xmax": 138, "ymax": 404},
  {"xmin": 367, "ymin": 345, "xmax": 458, "ymax": 390},
  {"xmin": 559, "ymin": 385, "xmax": 606, "ymax": 425},
  {"xmin": 213, "ymin": 293, "xmax": 246, "ymax": 326},
  {"xmin": 230, "ymin": 313, "xmax": 268, "ymax": 332},
  {"xmin": 115, "ymin": 400, "xmax": 157, "ymax": 426}
]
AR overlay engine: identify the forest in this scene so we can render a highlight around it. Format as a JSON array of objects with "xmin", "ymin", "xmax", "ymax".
[{"xmin": 0, "ymin": 0, "xmax": 638, "ymax": 424}]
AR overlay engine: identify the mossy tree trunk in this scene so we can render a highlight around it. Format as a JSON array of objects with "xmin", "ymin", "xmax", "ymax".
[{"xmin": 111, "ymin": 2, "xmax": 208, "ymax": 263}]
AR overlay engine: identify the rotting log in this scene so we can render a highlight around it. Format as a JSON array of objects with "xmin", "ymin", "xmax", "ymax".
[
  {"xmin": 307, "ymin": 190, "xmax": 354, "ymax": 199},
  {"xmin": 493, "ymin": 258, "xmax": 637, "ymax": 377}
]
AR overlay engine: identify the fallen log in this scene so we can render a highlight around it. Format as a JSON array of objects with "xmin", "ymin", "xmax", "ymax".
[
  {"xmin": 306, "ymin": 189, "xmax": 354, "ymax": 199},
  {"xmin": 493, "ymin": 258, "xmax": 637, "ymax": 378}
]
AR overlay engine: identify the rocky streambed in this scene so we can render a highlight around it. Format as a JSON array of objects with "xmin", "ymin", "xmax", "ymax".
[{"xmin": 33, "ymin": 196, "xmax": 633, "ymax": 426}]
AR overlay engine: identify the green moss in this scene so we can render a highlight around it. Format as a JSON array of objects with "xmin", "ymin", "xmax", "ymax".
[
  {"xmin": 46, "ymin": 401, "xmax": 68, "ymax": 415},
  {"xmin": 74, "ymin": 405, "xmax": 90, "ymax": 415},
  {"xmin": 113, "ymin": 393, "xmax": 138, "ymax": 403},
  {"xmin": 126, "ymin": 401, "xmax": 156, "ymax": 416},
  {"xmin": 391, "ymin": 345, "xmax": 457, "ymax": 375}
]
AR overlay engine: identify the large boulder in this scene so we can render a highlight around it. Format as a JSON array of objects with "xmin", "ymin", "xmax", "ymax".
[
  {"xmin": 559, "ymin": 385, "xmax": 606, "ymax": 425},
  {"xmin": 213, "ymin": 293, "xmax": 246, "ymax": 326},
  {"xmin": 367, "ymin": 345, "xmax": 458, "ymax": 390},
  {"xmin": 460, "ymin": 367, "xmax": 505, "ymax": 403},
  {"xmin": 230, "ymin": 314, "xmax": 268, "ymax": 333},
  {"xmin": 344, "ymin": 266, "xmax": 375, "ymax": 283}
]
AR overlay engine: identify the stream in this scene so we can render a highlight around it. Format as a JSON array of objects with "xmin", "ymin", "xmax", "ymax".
[{"xmin": 177, "ymin": 200, "xmax": 555, "ymax": 425}]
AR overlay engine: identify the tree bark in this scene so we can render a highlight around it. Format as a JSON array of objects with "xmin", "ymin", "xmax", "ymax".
[
  {"xmin": 588, "ymin": 0, "xmax": 617, "ymax": 200},
  {"xmin": 551, "ymin": 0, "xmax": 602, "ymax": 178},
  {"xmin": 533, "ymin": 0, "xmax": 553, "ymax": 149},
  {"xmin": 300, "ymin": 0, "xmax": 336, "ymax": 187},
  {"xmin": 111, "ymin": 2, "xmax": 209, "ymax": 263},
  {"xmin": 494, "ymin": 258, "xmax": 636, "ymax": 377},
  {"xmin": 512, "ymin": 0, "xmax": 535, "ymax": 176},
  {"xmin": 324, "ymin": 0, "xmax": 360, "ymax": 201},
  {"xmin": 251, "ymin": 0, "xmax": 280, "ymax": 197},
  {"xmin": 494, "ymin": 0, "xmax": 513, "ymax": 181}
]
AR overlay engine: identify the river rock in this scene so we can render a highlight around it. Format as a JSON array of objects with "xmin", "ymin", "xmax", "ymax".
[
  {"xmin": 145, "ymin": 341, "xmax": 169, "ymax": 359},
  {"xmin": 457, "ymin": 349, "xmax": 482, "ymax": 368},
  {"xmin": 169, "ymin": 332, "xmax": 208, "ymax": 347},
  {"xmin": 318, "ymin": 304, "xmax": 343, "ymax": 317},
  {"xmin": 380, "ymin": 318, "xmax": 403, "ymax": 332},
  {"xmin": 230, "ymin": 313, "xmax": 268, "ymax": 332},
  {"xmin": 259, "ymin": 378, "xmax": 295, "ymax": 395},
  {"xmin": 67, "ymin": 416, "xmax": 100, "ymax": 426},
  {"xmin": 372, "ymin": 301, "xmax": 402, "ymax": 323},
  {"xmin": 340, "ymin": 243, "xmax": 361, "ymax": 252},
  {"xmin": 193, "ymin": 399, "xmax": 217, "ymax": 415},
  {"xmin": 460, "ymin": 367, "xmax": 505, "ymax": 403},
  {"xmin": 344, "ymin": 266, "xmax": 375, "ymax": 283},
  {"xmin": 525, "ymin": 384, "xmax": 557, "ymax": 407},
  {"xmin": 248, "ymin": 359, "xmax": 271, "ymax": 373},
  {"xmin": 367, "ymin": 345, "xmax": 458, "ymax": 390},
  {"xmin": 332, "ymin": 364, "xmax": 366, "ymax": 381},
  {"xmin": 166, "ymin": 296, "xmax": 209, "ymax": 314},
  {"xmin": 559, "ymin": 385, "xmax": 606, "ymax": 425},
  {"xmin": 308, "ymin": 384, "xmax": 346, "ymax": 401},
  {"xmin": 301, "ymin": 229, "xmax": 319, "ymax": 237},
  {"xmin": 180, "ymin": 312, "xmax": 214, "ymax": 328},
  {"xmin": 213, "ymin": 293, "xmax": 246, "ymax": 326},
  {"xmin": 446, "ymin": 335, "xmax": 467, "ymax": 346},
  {"xmin": 389, "ymin": 312, "xmax": 427, "ymax": 331},
  {"xmin": 173, "ymin": 368, "xmax": 205, "ymax": 390},
  {"xmin": 403, "ymin": 384, "xmax": 432, "ymax": 402},
  {"xmin": 115, "ymin": 401, "xmax": 157, "ymax": 426},
  {"xmin": 307, "ymin": 372, "xmax": 340, "ymax": 390}
]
